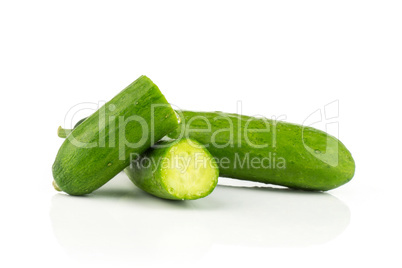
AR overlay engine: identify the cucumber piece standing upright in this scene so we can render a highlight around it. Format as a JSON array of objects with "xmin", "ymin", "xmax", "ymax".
[
  {"xmin": 52, "ymin": 76, "xmax": 179, "ymax": 195},
  {"xmin": 125, "ymin": 138, "xmax": 219, "ymax": 200},
  {"xmin": 168, "ymin": 111, "xmax": 355, "ymax": 191}
]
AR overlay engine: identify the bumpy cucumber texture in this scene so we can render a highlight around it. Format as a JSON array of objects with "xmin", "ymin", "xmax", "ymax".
[
  {"xmin": 52, "ymin": 76, "xmax": 179, "ymax": 195},
  {"xmin": 168, "ymin": 111, "xmax": 355, "ymax": 191},
  {"xmin": 125, "ymin": 138, "xmax": 219, "ymax": 200}
]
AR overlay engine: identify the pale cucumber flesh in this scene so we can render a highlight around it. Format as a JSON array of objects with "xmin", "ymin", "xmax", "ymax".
[{"xmin": 125, "ymin": 139, "xmax": 219, "ymax": 200}]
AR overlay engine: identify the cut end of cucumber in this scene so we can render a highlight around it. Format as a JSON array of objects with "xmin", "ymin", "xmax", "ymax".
[{"xmin": 161, "ymin": 139, "xmax": 218, "ymax": 200}]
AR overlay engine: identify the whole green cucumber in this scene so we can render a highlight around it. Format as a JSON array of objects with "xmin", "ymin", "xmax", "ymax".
[
  {"xmin": 125, "ymin": 138, "xmax": 219, "ymax": 200},
  {"xmin": 52, "ymin": 76, "xmax": 179, "ymax": 195},
  {"xmin": 168, "ymin": 111, "xmax": 355, "ymax": 191}
]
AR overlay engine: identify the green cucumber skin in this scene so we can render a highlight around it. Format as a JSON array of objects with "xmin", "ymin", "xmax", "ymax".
[
  {"xmin": 168, "ymin": 111, "xmax": 355, "ymax": 191},
  {"xmin": 126, "ymin": 140, "xmax": 175, "ymax": 200},
  {"xmin": 52, "ymin": 76, "xmax": 178, "ymax": 195},
  {"xmin": 124, "ymin": 139, "xmax": 219, "ymax": 200},
  {"xmin": 74, "ymin": 118, "xmax": 87, "ymax": 128}
]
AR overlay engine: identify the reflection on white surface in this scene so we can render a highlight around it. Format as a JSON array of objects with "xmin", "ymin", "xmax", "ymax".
[{"xmin": 50, "ymin": 173, "xmax": 350, "ymax": 261}]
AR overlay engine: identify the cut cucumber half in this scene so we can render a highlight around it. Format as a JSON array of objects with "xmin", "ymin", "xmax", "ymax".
[
  {"xmin": 52, "ymin": 75, "xmax": 179, "ymax": 195},
  {"xmin": 125, "ymin": 138, "xmax": 219, "ymax": 200}
]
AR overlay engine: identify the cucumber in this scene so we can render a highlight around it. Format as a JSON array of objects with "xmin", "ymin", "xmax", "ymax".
[
  {"xmin": 57, "ymin": 118, "xmax": 88, "ymax": 138},
  {"xmin": 52, "ymin": 76, "xmax": 179, "ymax": 195},
  {"xmin": 168, "ymin": 111, "xmax": 355, "ymax": 191},
  {"xmin": 73, "ymin": 117, "xmax": 87, "ymax": 128},
  {"xmin": 124, "ymin": 138, "xmax": 219, "ymax": 200}
]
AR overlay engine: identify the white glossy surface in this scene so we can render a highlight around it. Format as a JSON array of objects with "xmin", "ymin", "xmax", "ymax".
[{"xmin": 51, "ymin": 174, "xmax": 350, "ymax": 258}]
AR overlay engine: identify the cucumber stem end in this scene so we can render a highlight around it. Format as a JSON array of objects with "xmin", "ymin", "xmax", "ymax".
[
  {"xmin": 52, "ymin": 180, "xmax": 62, "ymax": 192},
  {"xmin": 57, "ymin": 126, "xmax": 72, "ymax": 138}
]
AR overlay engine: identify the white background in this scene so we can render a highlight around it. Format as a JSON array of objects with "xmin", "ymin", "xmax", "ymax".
[{"xmin": 1, "ymin": 1, "xmax": 401, "ymax": 267}]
